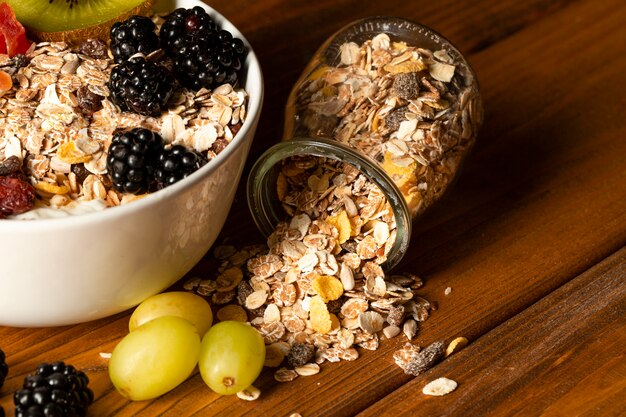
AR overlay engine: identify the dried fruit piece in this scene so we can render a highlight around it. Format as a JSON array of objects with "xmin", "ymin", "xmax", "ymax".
[
  {"xmin": 286, "ymin": 343, "xmax": 315, "ymax": 369},
  {"xmin": 57, "ymin": 141, "xmax": 93, "ymax": 164},
  {"xmin": 0, "ymin": 156, "xmax": 21, "ymax": 176},
  {"xmin": 0, "ymin": 175, "xmax": 35, "ymax": 217},
  {"xmin": 33, "ymin": 181, "xmax": 70, "ymax": 195},
  {"xmin": 391, "ymin": 72, "xmax": 420, "ymax": 100},
  {"xmin": 311, "ymin": 275, "xmax": 344, "ymax": 302},
  {"xmin": 216, "ymin": 267, "xmax": 244, "ymax": 292},
  {"xmin": 384, "ymin": 59, "xmax": 426, "ymax": 74},
  {"xmin": 216, "ymin": 305, "xmax": 248, "ymax": 322},
  {"xmin": 0, "ymin": 70, "xmax": 12, "ymax": 91},
  {"xmin": 0, "ymin": 3, "xmax": 32, "ymax": 57},
  {"xmin": 422, "ymin": 377, "xmax": 457, "ymax": 396}
]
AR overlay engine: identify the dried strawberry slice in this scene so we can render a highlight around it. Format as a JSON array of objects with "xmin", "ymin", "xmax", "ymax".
[
  {"xmin": 0, "ymin": 31, "xmax": 6, "ymax": 54},
  {"xmin": 0, "ymin": 3, "xmax": 31, "ymax": 57}
]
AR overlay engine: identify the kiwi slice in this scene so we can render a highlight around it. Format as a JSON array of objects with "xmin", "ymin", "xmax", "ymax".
[{"xmin": 6, "ymin": 0, "xmax": 155, "ymax": 43}]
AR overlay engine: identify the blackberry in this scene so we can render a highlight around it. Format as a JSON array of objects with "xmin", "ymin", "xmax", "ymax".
[
  {"xmin": 155, "ymin": 145, "xmax": 207, "ymax": 189},
  {"xmin": 106, "ymin": 128, "xmax": 164, "ymax": 194},
  {"xmin": 0, "ymin": 349, "xmax": 7, "ymax": 389},
  {"xmin": 110, "ymin": 16, "xmax": 159, "ymax": 63},
  {"xmin": 13, "ymin": 361, "xmax": 93, "ymax": 417},
  {"xmin": 108, "ymin": 56, "xmax": 175, "ymax": 116},
  {"xmin": 160, "ymin": 6, "xmax": 247, "ymax": 90}
]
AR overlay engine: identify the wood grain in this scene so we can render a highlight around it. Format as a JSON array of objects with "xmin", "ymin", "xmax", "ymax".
[
  {"xmin": 359, "ymin": 247, "xmax": 626, "ymax": 417},
  {"xmin": 1, "ymin": 0, "xmax": 625, "ymax": 416}
]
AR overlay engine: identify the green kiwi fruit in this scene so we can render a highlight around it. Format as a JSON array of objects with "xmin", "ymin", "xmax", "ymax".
[{"xmin": 5, "ymin": 0, "xmax": 155, "ymax": 43}]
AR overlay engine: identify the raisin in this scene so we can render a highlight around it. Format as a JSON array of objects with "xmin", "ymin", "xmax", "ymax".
[
  {"xmin": 77, "ymin": 86, "xmax": 103, "ymax": 114},
  {"xmin": 79, "ymin": 38, "xmax": 109, "ymax": 60},
  {"xmin": 326, "ymin": 297, "xmax": 344, "ymax": 315},
  {"xmin": 391, "ymin": 72, "xmax": 420, "ymax": 100},
  {"xmin": 286, "ymin": 343, "xmax": 315, "ymax": 369},
  {"xmin": 71, "ymin": 163, "xmax": 90, "ymax": 184},
  {"xmin": 385, "ymin": 105, "xmax": 409, "ymax": 131},
  {"xmin": 211, "ymin": 138, "xmax": 229, "ymax": 155},
  {"xmin": 0, "ymin": 176, "xmax": 36, "ymax": 217},
  {"xmin": 0, "ymin": 156, "xmax": 21, "ymax": 176},
  {"xmin": 11, "ymin": 54, "xmax": 29, "ymax": 70}
]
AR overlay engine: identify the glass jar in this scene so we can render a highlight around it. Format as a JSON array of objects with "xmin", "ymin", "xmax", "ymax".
[{"xmin": 247, "ymin": 16, "xmax": 483, "ymax": 270}]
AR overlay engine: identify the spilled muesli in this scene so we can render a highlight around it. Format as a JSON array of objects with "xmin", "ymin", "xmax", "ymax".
[{"xmin": 181, "ymin": 32, "xmax": 479, "ymax": 391}]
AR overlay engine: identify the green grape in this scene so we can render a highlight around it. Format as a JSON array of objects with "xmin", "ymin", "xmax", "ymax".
[
  {"xmin": 129, "ymin": 291, "xmax": 213, "ymax": 335},
  {"xmin": 109, "ymin": 315, "xmax": 201, "ymax": 401},
  {"xmin": 198, "ymin": 321, "xmax": 266, "ymax": 395}
]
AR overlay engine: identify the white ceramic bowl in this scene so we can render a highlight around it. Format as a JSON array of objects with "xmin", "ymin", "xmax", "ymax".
[{"xmin": 0, "ymin": 0, "xmax": 263, "ymax": 327}]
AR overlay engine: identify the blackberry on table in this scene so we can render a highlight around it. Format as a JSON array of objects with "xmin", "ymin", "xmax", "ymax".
[
  {"xmin": 0, "ymin": 348, "xmax": 8, "ymax": 389},
  {"xmin": 155, "ymin": 145, "xmax": 207, "ymax": 189},
  {"xmin": 159, "ymin": 6, "xmax": 247, "ymax": 90},
  {"xmin": 110, "ymin": 15, "xmax": 159, "ymax": 63},
  {"xmin": 108, "ymin": 56, "xmax": 175, "ymax": 117},
  {"xmin": 13, "ymin": 361, "xmax": 93, "ymax": 417},
  {"xmin": 106, "ymin": 128, "xmax": 164, "ymax": 194}
]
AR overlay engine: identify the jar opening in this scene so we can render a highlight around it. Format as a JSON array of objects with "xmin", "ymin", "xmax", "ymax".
[{"xmin": 247, "ymin": 137, "xmax": 412, "ymax": 270}]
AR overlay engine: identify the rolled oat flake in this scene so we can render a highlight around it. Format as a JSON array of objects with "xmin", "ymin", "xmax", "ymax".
[{"xmin": 423, "ymin": 377, "xmax": 458, "ymax": 396}]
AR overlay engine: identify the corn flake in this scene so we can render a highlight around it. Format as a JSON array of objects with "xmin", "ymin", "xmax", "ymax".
[
  {"xmin": 326, "ymin": 210, "xmax": 351, "ymax": 243},
  {"xmin": 312, "ymin": 275, "xmax": 344, "ymax": 302},
  {"xmin": 384, "ymin": 60, "xmax": 426, "ymax": 74},
  {"xmin": 34, "ymin": 181, "xmax": 70, "ymax": 195},
  {"xmin": 308, "ymin": 295, "xmax": 332, "ymax": 334}
]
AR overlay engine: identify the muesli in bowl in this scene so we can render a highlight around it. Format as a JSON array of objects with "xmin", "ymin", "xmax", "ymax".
[
  {"xmin": 0, "ymin": 0, "xmax": 263, "ymax": 327},
  {"xmin": 0, "ymin": 2, "xmax": 249, "ymax": 219}
]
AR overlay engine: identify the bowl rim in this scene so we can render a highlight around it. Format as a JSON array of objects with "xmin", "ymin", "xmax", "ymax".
[{"xmin": 0, "ymin": 0, "xmax": 264, "ymax": 232}]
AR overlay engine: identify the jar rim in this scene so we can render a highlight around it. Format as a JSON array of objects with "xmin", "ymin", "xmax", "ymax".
[{"xmin": 246, "ymin": 137, "xmax": 412, "ymax": 270}]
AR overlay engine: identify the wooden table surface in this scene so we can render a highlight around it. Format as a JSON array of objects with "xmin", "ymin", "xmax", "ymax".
[{"xmin": 2, "ymin": 0, "xmax": 626, "ymax": 416}]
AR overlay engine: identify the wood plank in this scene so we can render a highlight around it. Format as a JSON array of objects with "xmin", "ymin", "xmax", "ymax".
[
  {"xmin": 359, "ymin": 247, "xmax": 626, "ymax": 417},
  {"xmin": 1, "ymin": 0, "xmax": 624, "ymax": 416}
]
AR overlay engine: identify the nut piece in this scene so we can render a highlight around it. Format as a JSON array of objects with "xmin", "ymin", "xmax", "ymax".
[
  {"xmin": 403, "ymin": 319, "xmax": 418, "ymax": 340},
  {"xmin": 422, "ymin": 377, "xmax": 458, "ymax": 396},
  {"xmin": 383, "ymin": 325, "xmax": 401, "ymax": 339},
  {"xmin": 236, "ymin": 385, "xmax": 261, "ymax": 401},
  {"xmin": 275, "ymin": 367, "xmax": 299, "ymax": 382}
]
